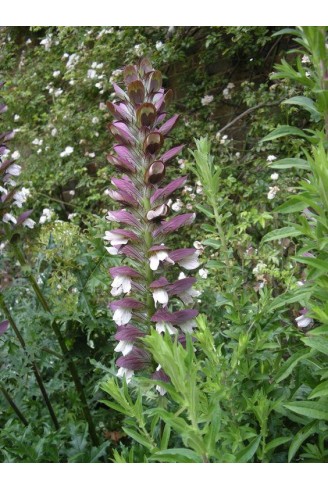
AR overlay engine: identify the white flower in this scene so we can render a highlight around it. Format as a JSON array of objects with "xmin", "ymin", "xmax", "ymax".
[
  {"xmin": 66, "ymin": 53, "xmax": 80, "ymax": 70},
  {"xmin": 26, "ymin": 38, "xmax": 32, "ymax": 45},
  {"xmin": 180, "ymin": 319, "xmax": 196, "ymax": 333},
  {"xmin": 87, "ymin": 69, "xmax": 97, "ymax": 79},
  {"xmin": 198, "ymin": 268, "xmax": 208, "ymax": 279},
  {"xmin": 178, "ymin": 158, "xmax": 185, "ymax": 169},
  {"xmin": 22, "ymin": 218, "xmax": 36, "ymax": 229},
  {"xmin": 11, "ymin": 150, "xmax": 20, "ymax": 160},
  {"xmin": 178, "ymin": 251, "xmax": 200, "ymax": 270},
  {"xmin": 152, "ymin": 288, "xmax": 169, "ymax": 307},
  {"xmin": 134, "ymin": 44, "xmax": 144, "ymax": 56},
  {"xmin": 53, "ymin": 70, "xmax": 61, "ymax": 77},
  {"xmin": 156, "ymin": 41, "xmax": 163, "ymax": 51},
  {"xmin": 92, "ymin": 117, "xmax": 99, "ymax": 124},
  {"xmin": 3, "ymin": 213, "xmax": 17, "ymax": 224},
  {"xmin": 155, "ymin": 321, "xmax": 178, "ymax": 335},
  {"xmin": 193, "ymin": 241, "xmax": 204, "ymax": 251},
  {"xmin": 252, "ymin": 262, "xmax": 267, "ymax": 276},
  {"xmin": 99, "ymin": 102, "xmax": 107, "ymax": 111},
  {"xmin": 111, "ymin": 275, "xmax": 132, "ymax": 296},
  {"xmin": 6, "ymin": 163, "xmax": 21, "ymax": 176},
  {"xmin": 60, "ymin": 146, "xmax": 74, "ymax": 158},
  {"xmin": 270, "ymin": 172, "xmax": 279, "ymax": 181},
  {"xmin": 178, "ymin": 272, "xmax": 186, "ymax": 280},
  {"xmin": 115, "ymin": 341, "xmax": 134, "ymax": 356},
  {"xmin": 113, "ymin": 307, "xmax": 132, "ymax": 326},
  {"xmin": 54, "ymin": 88, "xmax": 63, "ymax": 97},
  {"xmin": 40, "ymin": 36, "xmax": 52, "ymax": 51},
  {"xmin": 103, "ymin": 230, "xmax": 128, "ymax": 247},
  {"xmin": 267, "ymin": 155, "xmax": 277, "ymax": 162},
  {"xmin": 69, "ymin": 79, "xmax": 75, "ymax": 86},
  {"xmin": 14, "ymin": 114, "xmax": 20, "ymax": 121},
  {"xmin": 117, "ymin": 367, "xmax": 134, "ymax": 383},
  {"xmin": 171, "ymin": 200, "xmax": 183, "ymax": 212},
  {"xmin": 37, "ymin": 149, "xmax": 42, "ymax": 155},
  {"xmin": 196, "ymin": 185, "xmax": 203, "ymax": 195},
  {"xmin": 32, "ymin": 138, "xmax": 43, "ymax": 146},
  {"xmin": 13, "ymin": 187, "xmax": 30, "ymax": 207},
  {"xmin": 68, "ymin": 213, "xmax": 77, "ymax": 220},
  {"xmin": 149, "ymin": 250, "xmax": 174, "ymax": 271},
  {"xmin": 267, "ymin": 186, "xmax": 280, "ymax": 200},
  {"xmin": 69, "ymin": 190, "xmax": 75, "ymax": 196},
  {"xmin": 39, "ymin": 208, "xmax": 53, "ymax": 224},
  {"xmin": 295, "ymin": 313, "xmax": 312, "ymax": 329},
  {"xmin": 179, "ymin": 288, "xmax": 201, "ymax": 305},
  {"xmin": 301, "ymin": 55, "xmax": 310, "ymax": 64},
  {"xmin": 220, "ymin": 135, "xmax": 229, "ymax": 145},
  {"xmin": 235, "ymin": 152, "xmax": 241, "ymax": 158},
  {"xmin": 222, "ymin": 88, "xmax": 231, "ymax": 99},
  {"xmin": 51, "ymin": 128, "xmax": 58, "ymax": 137},
  {"xmin": 201, "ymin": 95, "xmax": 214, "ymax": 106}
]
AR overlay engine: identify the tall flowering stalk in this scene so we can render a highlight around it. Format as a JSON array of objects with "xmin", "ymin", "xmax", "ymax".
[{"xmin": 105, "ymin": 59, "xmax": 200, "ymax": 386}]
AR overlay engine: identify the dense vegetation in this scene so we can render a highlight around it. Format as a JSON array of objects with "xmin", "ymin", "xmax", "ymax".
[{"xmin": 1, "ymin": 26, "xmax": 328, "ymax": 463}]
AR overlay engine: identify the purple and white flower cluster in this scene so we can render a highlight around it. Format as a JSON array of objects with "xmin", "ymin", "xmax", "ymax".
[
  {"xmin": 104, "ymin": 59, "xmax": 200, "ymax": 387},
  {"xmin": 0, "ymin": 81, "xmax": 35, "ymax": 242}
]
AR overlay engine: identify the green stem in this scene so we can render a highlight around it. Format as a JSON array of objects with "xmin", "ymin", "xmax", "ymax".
[
  {"xmin": 0, "ymin": 383, "xmax": 29, "ymax": 427},
  {"xmin": 0, "ymin": 292, "xmax": 60, "ymax": 430},
  {"xmin": 10, "ymin": 242, "xmax": 99, "ymax": 446},
  {"xmin": 212, "ymin": 203, "xmax": 233, "ymax": 284}
]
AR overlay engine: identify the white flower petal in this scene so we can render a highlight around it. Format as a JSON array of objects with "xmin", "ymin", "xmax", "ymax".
[
  {"xmin": 156, "ymin": 321, "xmax": 177, "ymax": 335},
  {"xmin": 153, "ymin": 288, "xmax": 169, "ymax": 307},
  {"xmin": 113, "ymin": 307, "xmax": 132, "ymax": 326},
  {"xmin": 117, "ymin": 367, "xmax": 134, "ymax": 383}
]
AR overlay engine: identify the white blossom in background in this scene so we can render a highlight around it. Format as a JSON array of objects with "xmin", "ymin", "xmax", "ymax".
[
  {"xmin": 301, "ymin": 55, "xmax": 310, "ymax": 64},
  {"xmin": 267, "ymin": 186, "xmax": 280, "ymax": 200},
  {"xmin": 51, "ymin": 128, "xmax": 58, "ymax": 137},
  {"xmin": 201, "ymin": 95, "xmax": 214, "ymax": 106},
  {"xmin": 270, "ymin": 172, "xmax": 279, "ymax": 181},
  {"xmin": 156, "ymin": 41, "xmax": 164, "ymax": 51},
  {"xmin": 134, "ymin": 44, "xmax": 144, "ymax": 56},
  {"xmin": 87, "ymin": 69, "xmax": 97, "ymax": 79},
  {"xmin": 171, "ymin": 199, "xmax": 183, "ymax": 212},
  {"xmin": 198, "ymin": 268, "xmax": 208, "ymax": 279},
  {"xmin": 11, "ymin": 150, "xmax": 20, "ymax": 160},
  {"xmin": 68, "ymin": 213, "xmax": 77, "ymax": 221},
  {"xmin": 92, "ymin": 117, "xmax": 99, "ymax": 124},
  {"xmin": 3, "ymin": 213, "xmax": 17, "ymax": 224},
  {"xmin": 39, "ymin": 208, "xmax": 53, "ymax": 224},
  {"xmin": 13, "ymin": 187, "xmax": 30, "ymax": 208},
  {"xmin": 267, "ymin": 155, "xmax": 277, "ymax": 162},
  {"xmin": 40, "ymin": 35, "xmax": 52, "ymax": 51},
  {"xmin": 32, "ymin": 138, "xmax": 43, "ymax": 146},
  {"xmin": 53, "ymin": 70, "xmax": 61, "ymax": 77},
  {"xmin": 54, "ymin": 88, "xmax": 63, "ymax": 97},
  {"xmin": 14, "ymin": 114, "xmax": 20, "ymax": 121},
  {"xmin": 23, "ymin": 218, "xmax": 36, "ymax": 229},
  {"xmin": 60, "ymin": 146, "xmax": 74, "ymax": 158}
]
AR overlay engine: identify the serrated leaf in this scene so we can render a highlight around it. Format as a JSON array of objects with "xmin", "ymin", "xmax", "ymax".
[
  {"xmin": 203, "ymin": 238, "xmax": 222, "ymax": 249},
  {"xmin": 195, "ymin": 204, "xmax": 214, "ymax": 219},
  {"xmin": 123, "ymin": 427, "xmax": 154, "ymax": 451},
  {"xmin": 302, "ymin": 337, "xmax": 328, "ymax": 356}
]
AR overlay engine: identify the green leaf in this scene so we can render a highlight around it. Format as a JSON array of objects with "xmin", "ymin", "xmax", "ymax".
[
  {"xmin": 235, "ymin": 435, "xmax": 261, "ymax": 463},
  {"xmin": 122, "ymin": 427, "xmax": 154, "ymax": 451},
  {"xmin": 295, "ymin": 257, "xmax": 328, "ymax": 275},
  {"xmin": 203, "ymin": 238, "xmax": 222, "ymax": 249},
  {"xmin": 149, "ymin": 448, "xmax": 203, "ymax": 463},
  {"xmin": 160, "ymin": 423, "xmax": 171, "ymax": 450},
  {"xmin": 288, "ymin": 421, "xmax": 318, "ymax": 462},
  {"xmin": 265, "ymin": 436, "xmax": 292, "ymax": 453},
  {"xmin": 261, "ymin": 125, "xmax": 309, "ymax": 142},
  {"xmin": 195, "ymin": 204, "xmax": 214, "ymax": 219},
  {"xmin": 282, "ymin": 96, "xmax": 321, "ymax": 121},
  {"xmin": 269, "ymin": 158, "xmax": 310, "ymax": 170},
  {"xmin": 275, "ymin": 198, "xmax": 308, "ymax": 214},
  {"xmin": 262, "ymin": 226, "xmax": 303, "ymax": 243},
  {"xmin": 308, "ymin": 380, "xmax": 328, "ymax": 399},
  {"xmin": 275, "ymin": 349, "xmax": 311, "ymax": 383},
  {"xmin": 284, "ymin": 401, "xmax": 328, "ymax": 421},
  {"xmin": 302, "ymin": 337, "xmax": 328, "ymax": 356}
]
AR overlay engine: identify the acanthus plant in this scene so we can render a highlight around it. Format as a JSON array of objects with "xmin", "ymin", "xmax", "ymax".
[{"xmin": 104, "ymin": 59, "xmax": 201, "ymax": 388}]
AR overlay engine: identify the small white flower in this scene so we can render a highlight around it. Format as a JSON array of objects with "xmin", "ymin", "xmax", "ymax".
[
  {"xmin": 103, "ymin": 230, "xmax": 128, "ymax": 247},
  {"xmin": 111, "ymin": 275, "xmax": 132, "ymax": 296},
  {"xmin": 198, "ymin": 268, "xmax": 208, "ymax": 279},
  {"xmin": 3, "ymin": 213, "xmax": 17, "ymax": 224},
  {"xmin": 69, "ymin": 79, "xmax": 75, "ymax": 86},
  {"xmin": 13, "ymin": 187, "xmax": 30, "ymax": 207},
  {"xmin": 201, "ymin": 95, "xmax": 214, "ymax": 106},
  {"xmin": 193, "ymin": 241, "xmax": 204, "ymax": 251},
  {"xmin": 32, "ymin": 138, "xmax": 43, "ymax": 146},
  {"xmin": 113, "ymin": 307, "xmax": 132, "ymax": 326},
  {"xmin": 51, "ymin": 128, "xmax": 58, "ymax": 137},
  {"xmin": 115, "ymin": 341, "xmax": 134, "ymax": 356},
  {"xmin": 149, "ymin": 250, "xmax": 174, "ymax": 271},
  {"xmin": 92, "ymin": 116, "xmax": 99, "ymax": 124},
  {"xmin": 301, "ymin": 55, "xmax": 310, "ymax": 64},
  {"xmin": 267, "ymin": 186, "xmax": 280, "ymax": 200},
  {"xmin": 68, "ymin": 213, "xmax": 77, "ymax": 220},
  {"xmin": 180, "ymin": 319, "xmax": 196, "ymax": 333},
  {"xmin": 295, "ymin": 313, "xmax": 312, "ymax": 329},
  {"xmin": 134, "ymin": 44, "xmax": 144, "ymax": 56},
  {"xmin": 235, "ymin": 152, "xmax": 240, "ymax": 158},
  {"xmin": 155, "ymin": 321, "xmax": 178, "ymax": 335},
  {"xmin": 6, "ymin": 163, "xmax": 21, "ymax": 176},
  {"xmin": 178, "ymin": 272, "xmax": 186, "ymax": 280},
  {"xmin": 87, "ymin": 69, "xmax": 97, "ymax": 79},
  {"xmin": 69, "ymin": 190, "xmax": 75, "ymax": 196},
  {"xmin": 22, "ymin": 218, "xmax": 36, "ymax": 229},
  {"xmin": 267, "ymin": 155, "xmax": 277, "ymax": 162},
  {"xmin": 26, "ymin": 38, "xmax": 32, "ymax": 45},
  {"xmin": 117, "ymin": 367, "xmax": 134, "ymax": 383},
  {"xmin": 39, "ymin": 208, "xmax": 53, "ymax": 224},
  {"xmin": 54, "ymin": 88, "xmax": 63, "ymax": 97},
  {"xmin": 156, "ymin": 41, "xmax": 163, "ymax": 51},
  {"xmin": 196, "ymin": 186, "xmax": 203, "ymax": 195},
  {"xmin": 171, "ymin": 200, "xmax": 183, "ymax": 212},
  {"xmin": 60, "ymin": 146, "xmax": 74, "ymax": 158},
  {"xmin": 152, "ymin": 288, "xmax": 169, "ymax": 307},
  {"xmin": 14, "ymin": 114, "xmax": 20, "ymax": 122},
  {"xmin": 11, "ymin": 150, "xmax": 20, "ymax": 160},
  {"xmin": 53, "ymin": 70, "xmax": 61, "ymax": 77},
  {"xmin": 270, "ymin": 172, "xmax": 279, "ymax": 181}
]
